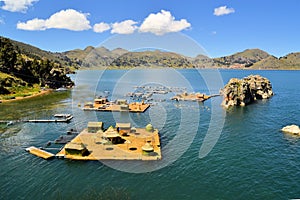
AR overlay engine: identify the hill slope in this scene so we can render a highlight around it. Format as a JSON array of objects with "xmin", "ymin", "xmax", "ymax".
[
  {"xmin": 3, "ymin": 35, "xmax": 300, "ymax": 70},
  {"xmin": 7, "ymin": 37, "xmax": 78, "ymax": 71},
  {"xmin": 62, "ymin": 46, "xmax": 129, "ymax": 67},
  {"xmin": 110, "ymin": 50, "xmax": 194, "ymax": 68},
  {"xmin": 212, "ymin": 49, "xmax": 271, "ymax": 68},
  {"xmin": 250, "ymin": 52, "xmax": 300, "ymax": 70},
  {"xmin": 0, "ymin": 36, "xmax": 74, "ymax": 99}
]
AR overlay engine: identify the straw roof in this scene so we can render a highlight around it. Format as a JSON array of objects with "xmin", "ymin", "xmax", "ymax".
[
  {"xmin": 116, "ymin": 123, "xmax": 131, "ymax": 129},
  {"xmin": 142, "ymin": 142, "xmax": 154, "ymax": 152},
  {"xmin": 145, "ymin": 124, "xmax": 154, "ymax": 132},
  {"xmin": 65, "ymin": 143, "xmax": 86, "ymax": 151},
  {"xmin": 88, "ymin": 122, "xmax": 103, "ymax": 128},
  {"xmin": 103, "ymin": 126, "xmax": 120, "ymax": 138}
]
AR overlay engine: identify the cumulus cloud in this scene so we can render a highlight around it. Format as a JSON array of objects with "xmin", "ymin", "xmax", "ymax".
[
  {"xmin": 1, "ymin": 0, "xmax": 38, "ymax": 12},
  {"xmin": 139, "ymin": 10, "xmax": 191, "ymax": 35},
  {"xmin": 17, "ymin": 18, "xmax": 45, "ymax": 30},
  {"xmin": 17, "ymin": 9, "xmax": 91, "ymax": 31},
  {"xmin": 93, "ymin": 22, "xmax": 110, "ymax": 33},
  {"xmin": 111, "ymin": 20, "xmax": 138, "ymax": 34},
  {"xmin": 214, "ymin": 6, "xmax": 235, "ymax": 16}
]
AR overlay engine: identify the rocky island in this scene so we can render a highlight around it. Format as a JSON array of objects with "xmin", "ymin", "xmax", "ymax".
[
  {"xmin": 281, "ymin": 125, "xmax": 300, "ymax": 136},
  {"xmin": 221, "ymin": 75, "xmax": 274, "ymax": 107}
]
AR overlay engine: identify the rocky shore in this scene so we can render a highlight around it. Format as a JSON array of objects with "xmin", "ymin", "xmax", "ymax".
[{"xmin": 221, "ymin": 75, "xmax": 274, "ymax": 107}]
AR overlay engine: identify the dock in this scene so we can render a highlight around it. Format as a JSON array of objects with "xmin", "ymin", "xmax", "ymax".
[
  {"xmin": 0, "ymin": 114, "xmax": 73, "ymax": 124},
  {"xmin": 27, "ymin": 115, "xmax": 73, "ymax": 123},
  {"xmin": 25, "ymin": 146, "xmax": 55, "ymax": 160}
]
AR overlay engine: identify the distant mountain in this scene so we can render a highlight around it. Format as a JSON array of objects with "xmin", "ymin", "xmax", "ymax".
[
  {"xmin": 191, "ymin": 54, "xmax": 215, "ymax": 68},
  {"xmin": 3, "ymin": 35, "xmax": 300, "ymax": 70},
  {"xmin": 62, "ymin": 46, "xmax": 300, "ymax": 69},
  {"xmin": 212, "ymin": 49, "xmax": 271, "ymax": 68},
  {"xmin": 250, "ymin": 52, "xmax": 300, "ymax": 70},
  {"xmin": 62, "ymin": 46, "xmax": 129, "ymax": 68},
  {"xmin": 109, "ymin": 50, "xmax": 194, "ymax": 68}
]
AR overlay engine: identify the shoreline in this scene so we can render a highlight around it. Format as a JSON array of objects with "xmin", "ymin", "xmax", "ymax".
[
  {"xmin": 77, "ymin": 66, "xmax": 300, "ymax": 71},
  {"xmin": 0, "ymin": 89, "xmax": 53, "ymax": 103}
]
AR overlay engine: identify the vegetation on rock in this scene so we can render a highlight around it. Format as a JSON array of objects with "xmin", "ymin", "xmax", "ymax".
[{"xmin": 221, "ymin": 75, "xmax": 274, "ymax": 107}]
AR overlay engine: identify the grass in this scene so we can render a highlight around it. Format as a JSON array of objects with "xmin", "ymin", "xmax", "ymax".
[{"xmin": 0, "ymin": 84, "xmax": 41, "ymax": 100}]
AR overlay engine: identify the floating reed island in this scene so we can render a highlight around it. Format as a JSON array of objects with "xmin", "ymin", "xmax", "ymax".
[
  {"xmin": 56, "ymin": 122, "xmax": 161, "ymax": 160},
  {"xmin": 171, "ymin": 92, "xmax": 215, "ymax": 102},
  {"xmin": 83, "ymin": 98, "xmax": 150, "ymax": 113},
  {"xmin": 26, "ymin": 122, "xmax": 162, "ymax": 161}
]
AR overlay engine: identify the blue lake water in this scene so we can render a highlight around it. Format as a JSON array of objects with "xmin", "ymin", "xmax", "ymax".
[{"xmin": 1, "ymin": 69, "xmax": 300, "ymax": 199}]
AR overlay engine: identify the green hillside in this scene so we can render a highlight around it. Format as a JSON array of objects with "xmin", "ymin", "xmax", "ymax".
[
  {"xmin": 213, "ymin": 49, "xmax": 271, "ymax": 68},
  {"xmin": 251, "ymin": 53, "xmax": 300, "ymax": 70},
  {"xmin": 0, "ymin": 36, "xmax": 74, "ymax": 99},
  {"xmin": 7, "ymin": 37, "xmax": 78, "ymax": 72},
  {"xmin": 109, "ymin": 50, "xmax": 194, "ymax": 68},
  {"xmin": 62, "ymin": 46, "xmax": 129, "ymax": 68}
]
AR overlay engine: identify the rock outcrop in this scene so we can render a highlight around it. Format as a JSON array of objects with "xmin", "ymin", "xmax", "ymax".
[
  {"xmin": 221, "ymin": 75, "xmax": 273, "ymax": 107},
  {"xmin": 281, "ymin": 125, "xmax": 300, "ymax": 135}
]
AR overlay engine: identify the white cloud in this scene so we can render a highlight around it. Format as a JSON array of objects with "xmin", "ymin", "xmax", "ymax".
[
  {"xmin": 212, "ymin": 31, "xmax": 217, "ymax": 35},
  {"xmin": 214, "ymin": 6, "xmax": 235, "ymax": 16},
  {"xmin": 93, "ymin": 22, "xmax": 110, "ymax": 33},
  {"xmin": 139, "ymin": 10, "xmax": 191, "ymax": 35},
  {"xmin": 17, "ymin": 18, "xmax": 46, "ymax": 30},
  {"xmin": 17, "ymin": 9, "xmax": 91, "ymax": 31},
  {"xmin": 111, "ymin": 20, "xmax": 138, "ymax": 34},
  {"xmin": 1, "ymin": 0, "xmax": 38, "ymax": 12}
]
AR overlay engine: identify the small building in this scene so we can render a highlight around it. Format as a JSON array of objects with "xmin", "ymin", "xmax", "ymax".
[
  {"xmin": 84, "ymin": 102, "xmax": 94, "ymax": 108},
  {"xmin": 94, "ymin": 98, "xmax": 107, "ymax": 105},
  {"xmin": 120, "ymin": 104, "xmax": 129, "ymax": 111},
  {"xmin": 65, "ymin": 143, "xmax": 89, "ymax": 156},
  {"xmin": 145, "ymin": 124, "xmax": 154, "ymax": 132},
  {"xmin": 116, "ymin": 99, "xmax": 127, "ymax": 105},
  {"xmin": 116, "ymin": 123, "xmax": 131, "ymax": 136},
  {"xmin": 103, "ymin": 126, "xmax": 124, "ymax": 144},
  {"xmin": 87, "ymin": 122, "xmax": 103, "ymax": 133},
  {"xmin": 142, "ymin": 142, "xmax": 154, "ymax": 152}
]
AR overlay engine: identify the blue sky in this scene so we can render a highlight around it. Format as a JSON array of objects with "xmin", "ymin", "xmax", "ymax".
[{"xmin": 0, "ymin": 0, "xmax": 299, "ymax": 58}]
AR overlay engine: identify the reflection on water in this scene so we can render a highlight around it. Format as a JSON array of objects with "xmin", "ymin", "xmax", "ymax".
[
  {"xmin": 1, "ymin": 69, "xmax": 300, "ymax": 199},
  {"xmin": 0, "ymin": 91, "xmax": 71, "ymax": 120}
]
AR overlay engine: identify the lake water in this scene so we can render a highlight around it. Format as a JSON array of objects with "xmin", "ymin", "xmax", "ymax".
[{"xmin": 1, "ymin": 69, "xmax": 300, "ymax": 199}]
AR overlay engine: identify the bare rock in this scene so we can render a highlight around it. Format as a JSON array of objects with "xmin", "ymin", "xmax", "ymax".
[
  {"xmin": 281, "ymin": 125, "xmax": 300, "ymax": 135},
  {"xmin": 221, "ymin": 75, "xmax": 273, "ymax": 107}
]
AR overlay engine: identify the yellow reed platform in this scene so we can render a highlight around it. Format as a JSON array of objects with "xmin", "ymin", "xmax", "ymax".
[
  {"xmin": 56, "ymin": 123, "xmax": 161, "ymax": 161},
  {"xmin": 26, "ymin": 146, "xmax": 55, "ymax": 160}
]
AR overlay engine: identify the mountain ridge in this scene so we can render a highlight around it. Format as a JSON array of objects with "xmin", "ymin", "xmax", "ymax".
[{"xmin": 2, "ymin": 36, "xmax": 300, "ymax": 70}]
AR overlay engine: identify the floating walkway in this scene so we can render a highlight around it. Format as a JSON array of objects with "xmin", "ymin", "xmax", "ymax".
[
  {"xmin": 26, "ymin": 115, "xmax": 73, "ymax": 123},
  {"xmin": 25, "ymin": 146, "xmax": 55, "ymax": 160},
  {"xmin": 0, "ymin": 114, "xmax": 73, "ymax": 125}
]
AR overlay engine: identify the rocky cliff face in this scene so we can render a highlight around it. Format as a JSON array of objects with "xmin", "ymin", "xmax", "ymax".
[{"xmin": 221, "ymin": 75, "xmax": 273, "ymax": 107}]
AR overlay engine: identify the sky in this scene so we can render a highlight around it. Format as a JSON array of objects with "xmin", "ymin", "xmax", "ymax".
[{"xmin": 0, "ymin": 0, "xmax": 299, "ymax": 58}]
